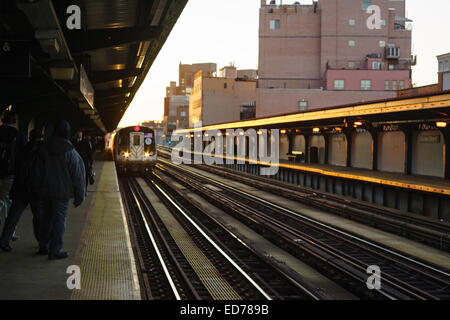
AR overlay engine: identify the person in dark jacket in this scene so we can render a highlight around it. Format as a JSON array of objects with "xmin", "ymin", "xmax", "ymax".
[
  {"xmin": 39, "ymin": 120, "xmax": 86, "ymax": 260},
  {"xmin": 0, "ymin": 129, "xmax": 45, "ymax": 252},
  {"xmin": 72, "ymin": 130, "xmax": 93, "ymax": 192},
  {"xmin": 0, "ymin": 112, "xmax": 27, "ymax": 230}
]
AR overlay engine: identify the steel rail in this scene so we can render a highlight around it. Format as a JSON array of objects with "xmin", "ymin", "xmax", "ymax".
[
  {"xmin": 156, "ymin": 160, "xmax": 450, "ymax": 300},
  {"xmin": 150, "ymin": 179, "xmax": 273, "ymax": 300}
]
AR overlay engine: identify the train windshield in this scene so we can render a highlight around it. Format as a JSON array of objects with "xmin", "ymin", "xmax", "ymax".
[
  {"xmin": 118, "ymin": 136, "xmax": 127, "ymax": 147},
  {"xmin": 133, "ymin": 135, "xmax": 141, "ymax": 146}
]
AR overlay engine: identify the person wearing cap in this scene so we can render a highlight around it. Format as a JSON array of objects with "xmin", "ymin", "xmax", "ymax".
[
  {"xmin": 38, "ymin": 120, "xmax": 86, "ymax": 260},
  {"xmin": 0, "ymin": 129, "xmax": 45, "ymax": 252}
]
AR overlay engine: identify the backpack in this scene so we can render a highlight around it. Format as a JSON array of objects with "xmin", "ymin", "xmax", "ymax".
[
  {"xmin": 19, "ymin": 143, "xmax": 49, "ymax": 198},
  {"xmin": 0, "ymin": 127, "xmax": 17, "ymax": 178}
]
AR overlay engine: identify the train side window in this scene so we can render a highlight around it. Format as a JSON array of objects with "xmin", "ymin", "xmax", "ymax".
[{"xmin": 133, "ymin": 135, "xmax": 141, "ymax": 146}]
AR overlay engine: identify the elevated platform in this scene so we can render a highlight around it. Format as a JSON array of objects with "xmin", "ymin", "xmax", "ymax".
[
  {"xmin": 0, "ymin": 160, "xmax": 140, "ymax": 300},
  {"xmin": 159, "ymin": 148, "xmax": 450, "ymax": 220}
]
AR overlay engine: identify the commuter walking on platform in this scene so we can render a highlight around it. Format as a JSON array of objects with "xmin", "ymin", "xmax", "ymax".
[
  {"xmin": 0, "ymin": 111, "xmax": 27, "ymax": 233},
  {"xmin": 40, "ymin": 120, "xmax": 86, "ymax": 260},
  {"xmin": 72, "ymin": 130, "xmax": 93, "ymax": 193},
  {"xmin": 0, "ymin": 130, "xmax": 45, "ymax": 252}
]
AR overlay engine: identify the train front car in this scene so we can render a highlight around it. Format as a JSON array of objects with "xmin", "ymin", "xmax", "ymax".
[{"xmin": 114, "ymin": 126, "xmax": 157, "ymax": 173}]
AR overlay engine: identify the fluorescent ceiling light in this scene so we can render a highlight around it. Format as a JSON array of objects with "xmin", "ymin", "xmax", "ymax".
[{"xmin": 50, "ymin": 67, "xmax": 75, "ymax": 80}]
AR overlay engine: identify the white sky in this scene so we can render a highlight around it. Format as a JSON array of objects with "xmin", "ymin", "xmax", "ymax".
[{"xmin": 119, "ymin": 0, "xmax": 450, "ymax": 127}]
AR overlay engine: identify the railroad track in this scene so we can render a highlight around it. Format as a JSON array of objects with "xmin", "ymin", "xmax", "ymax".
[
  {"xmin": 155, "ymin": 159, "xmax": 450, "ymax": 300},
  {"xmin": 158, "ymin": 147, "xmax": 450, "ymax": 251},
  {"xmin": 120, "ymin": 174, "xmax": 320, "ymax": 300},
  {"xmin": 120, "ymin": 175, "xmax": 202, "ymax": 299}
]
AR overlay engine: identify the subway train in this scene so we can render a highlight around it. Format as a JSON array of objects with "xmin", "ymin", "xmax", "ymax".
[{"xmin": 112, "ymin": 126, "xmax": 157, "ymax": 173}]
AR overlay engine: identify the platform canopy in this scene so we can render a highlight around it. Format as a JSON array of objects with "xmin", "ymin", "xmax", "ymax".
[{"xmin": 0, "ymin": 0, "xmax": 187, "ymax": 134}]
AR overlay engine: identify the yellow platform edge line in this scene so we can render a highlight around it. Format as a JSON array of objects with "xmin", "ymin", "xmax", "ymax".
[
  {"xmin": 71, "ymin": 162, "xmax": 141, "ymax": 300},
  {"xmin": 114, "ymin": 163, "xmax": 142, "ymax": 300}
]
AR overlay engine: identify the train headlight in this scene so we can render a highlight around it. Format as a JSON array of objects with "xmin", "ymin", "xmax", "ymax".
[
  {"xmin": 145, "ymin": 152, "xmax": 150, "ymax": 158},
  {"xmin": 124, "ymin": 152, "xmax": 130, "ymax": 158}
]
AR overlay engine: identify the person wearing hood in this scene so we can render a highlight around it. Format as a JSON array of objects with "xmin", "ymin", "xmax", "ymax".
[{"xmin": 39, "ymin": 120, "xmax": 86, "ymax": 260}]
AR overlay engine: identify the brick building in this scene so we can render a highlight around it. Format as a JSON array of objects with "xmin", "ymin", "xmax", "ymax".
[
  {"xmin": 189, "ymin": 66, "xmax": 257, "ymax": 127},
  {"xmin": 257, "ymin": 0, "xmax": 415, "ymax": 117}
]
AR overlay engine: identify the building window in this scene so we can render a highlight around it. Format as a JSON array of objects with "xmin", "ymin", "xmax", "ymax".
[
  {"xmin": 348, "ymin": 40, "xmax": 355, "ymax": 47},
  {"xmin": 349, "ymin": 19, "xmax": 355, "ymax": 26},
  {"xmin": 380, "ymin": 19, "xmax": 386, "ymax": 26},
  {"xmin": 270, "ymin": 20, "xmax": 280, "ymax": 30},
  {"xmin": 389, "ymin": 64, "xmax": 395, "ymax": 70},
  {"xmin": 385, "ymin": 80, "xmax": 390, "ymax": 90},
  {"xmin": 224, "ymin": 83, "xmax": 227, "ymax": 89},
  {"xmin": 399, "ymin": 80, "xmax": 405, "ymax": 90},
  {"xmin": 298, "ymin": 100, "xmax": 308, "ymax": 111},
  {"xmin": 334, "ymin": 79, "xmax": 345, "ymax": 90},
  {"xmin": 348, "ymin": 61, "xmax": 356, "ymax": 69},
  {"xmin": 372, "ymin": 61, "xmax": 381, "ymax": 70},
  {"xmin": 362, "ymin": 0, "xmax": 372, "ymax": 10},
  {"xmin": 379, "ymin": 40, "xmax": 386, "ymax": 47},
  {"xmin": 440, "ymin": 62, "xmax": 444, "ymax": 72},
  {"xmin": 361, "ymin": 80, "xmax": 372, "ymax": 91},
  {"xmin": 180, "ymin": 111, "xmax": 187, "ymax": 117},
  {"xmin": 392, "ymin": 80, "xmax": 397, "ymax": 90}
]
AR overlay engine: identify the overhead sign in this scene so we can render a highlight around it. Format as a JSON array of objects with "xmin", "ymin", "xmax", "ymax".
[
  {"xmin": 0, "ymin": 40, "xmax": 31, "ymax": 78},
  {"xmin": 80, "ymin": 64, "xmax": 94, "ymax": 108}
]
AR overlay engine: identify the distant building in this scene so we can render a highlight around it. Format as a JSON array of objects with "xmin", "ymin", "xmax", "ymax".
[
  {"xmin": 257, "ymin": 0, "xmax": 415, "ymax": 117},
  {"xmin": 176, "ymin": 105, "xmax": 189, "ymax": 130},
  {"xmin": 163, "ymin": 63, "xmax": 218, "ymax": 141},
  {"xmin": 166, "ymin": 81, "xmax": 183, "ymax": 97},
  {"xmin": 397, "ymin": 53, "xmax": 450, "ymax": 98},
  {"xmin": 163, "ymin": 95, "xmax": 189, "ymax": 140},
  {"xmin": 189, "ymin": 66, "xmax": 257, "ymax": 127},
  {"xmin": 179, "ymin": 62, "xmax": 217, "ymax": 94},
  {"xmin": 237, "ymin": 69, "xmax": 258, "ymax": 80},
  {"xmin": 438, "ymin": 53, "xmax": 450, "ymax": 91}
]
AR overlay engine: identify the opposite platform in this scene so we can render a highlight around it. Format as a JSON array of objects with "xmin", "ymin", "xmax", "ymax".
[{"xmin": 0, "ymin": 160, "xmax": 140, "ymax": 300}]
